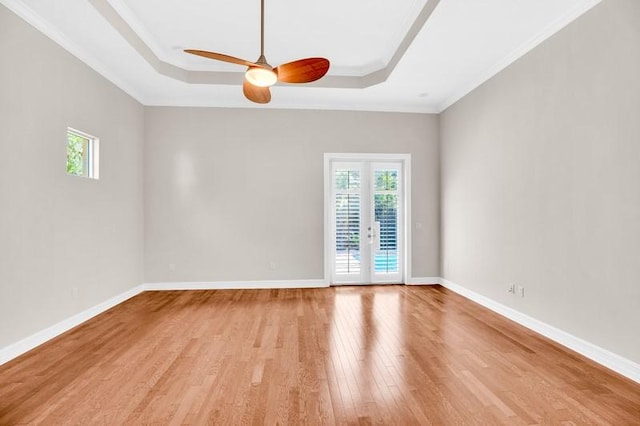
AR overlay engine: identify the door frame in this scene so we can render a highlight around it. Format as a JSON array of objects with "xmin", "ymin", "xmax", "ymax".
[{"xmin": 324, "ymin": 153, "xmax": 412, "ymax": 285}]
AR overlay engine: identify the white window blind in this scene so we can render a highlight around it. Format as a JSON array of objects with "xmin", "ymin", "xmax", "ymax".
[{"xmin": 334, "ymin": 169, "xmax": 361, "ymax": 274}]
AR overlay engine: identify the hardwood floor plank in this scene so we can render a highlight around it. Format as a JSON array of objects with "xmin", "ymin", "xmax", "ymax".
[{"xmin": 1, "ymin": 285, "xmax": 639, "ymax": 425}]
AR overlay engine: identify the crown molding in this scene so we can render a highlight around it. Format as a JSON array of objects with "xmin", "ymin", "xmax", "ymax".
[
  {"xmin": 88, "ymin": 0, "xmax": 441, "ymax": 89},
  {"xmin": 2, "ymin": 0, "xmax": 601, "ymax": 113},
  {"xmin": 142, "ymin": 97, "xmax": 441, "ymax": 114},
  {"xmin": 437, "ymin": 0, "xmax": 602, "ymax": 113},
  {"xmin": 0, "ymin": 0, "xmax": 148, "ymax": 105}
]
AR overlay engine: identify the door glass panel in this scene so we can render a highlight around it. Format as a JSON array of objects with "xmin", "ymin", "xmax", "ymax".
[
  {"xmin": 330, "ymin": 161, "xmax": 403, "ymax": 284},
  {"xmin": 335, "ymin": 170, "xmax": 361, "ymax": 190},
  {"xmin": 374, "ymin": 170, "xmax": 398, "ymax": 191},
  {"xmin": 374, "ymin": 169, "xmax": 399, "ymax": 274},
  {"xmin": 334, "ymin": 168, "xmax": 361, "ymax": 275}
]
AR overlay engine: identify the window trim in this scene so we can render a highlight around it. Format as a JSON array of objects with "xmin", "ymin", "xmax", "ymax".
[{"xmin": 67, "ymin": 127, "xmax": 100, "ymax": 180}]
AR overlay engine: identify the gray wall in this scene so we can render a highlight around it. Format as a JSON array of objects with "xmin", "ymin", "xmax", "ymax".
[
  {"xmin": 441, "ymin": 0, "xmax": 640, "ymax": 363},
  {"xmin": 0, "ymin": 6, "xmax": 144, "ymax": 348},
  {"xmin": 144, "ymin": 108, "xmax": 440, "ymax": 283},
  {"xmin": 4, "ymin": 0, "xmax": 638, "ymax": 372}
]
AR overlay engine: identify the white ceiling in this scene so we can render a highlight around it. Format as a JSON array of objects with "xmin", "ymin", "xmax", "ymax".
[
  {"xmin": 121, "ymin": 0, "xmax": 427, "ymax": 76},
  {"xmin": 2, "ymin": 0, "xmax": 600, "ymax": 113}
]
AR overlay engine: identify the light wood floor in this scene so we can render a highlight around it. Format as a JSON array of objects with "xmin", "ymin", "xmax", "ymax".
[{"xmin": 1, "ymin": 286, "xmax": 639, "ymax": 425}]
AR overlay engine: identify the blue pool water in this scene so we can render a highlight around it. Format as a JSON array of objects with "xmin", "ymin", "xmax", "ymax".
[{"xmin": 353, "ymin": 253, "xmax": 399, "ymax": 272}]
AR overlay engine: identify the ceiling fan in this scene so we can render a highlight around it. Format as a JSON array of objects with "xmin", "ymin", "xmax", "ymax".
[{"xmin": 184, "ymin": 0, "xmax": 330, "ymax": 104}]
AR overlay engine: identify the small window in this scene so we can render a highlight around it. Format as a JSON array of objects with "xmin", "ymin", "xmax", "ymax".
[{"xmin": 66, "ymin": 128, "xmax": 99, "ymax": 179}]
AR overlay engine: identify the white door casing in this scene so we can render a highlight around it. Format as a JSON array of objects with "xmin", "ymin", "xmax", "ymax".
[{"xmin": 324, "ymin": 153, "xmax": 411, "ymax": 285}]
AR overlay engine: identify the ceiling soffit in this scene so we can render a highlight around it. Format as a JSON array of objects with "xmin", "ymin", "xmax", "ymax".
[{"xmin": 88, "ymin": 0, "xmax": 441, "ymax": 89}]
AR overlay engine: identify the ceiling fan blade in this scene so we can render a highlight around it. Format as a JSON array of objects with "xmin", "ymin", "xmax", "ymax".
[
  {"xmin": 275, "ymin": 58, "xmax": 330, "ymax": 84},
  {"xmin": 184, "ymin": 49, "xmax": 257, "ymax": 67},
  {"xmin": 243, "ymin": 80, "xmax": 271, "ymax": 104}
]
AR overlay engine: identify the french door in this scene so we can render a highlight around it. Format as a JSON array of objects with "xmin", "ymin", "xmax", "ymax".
[{"xmin": 329, "ymin": 159, "xmax": 404, "ymax": 284}]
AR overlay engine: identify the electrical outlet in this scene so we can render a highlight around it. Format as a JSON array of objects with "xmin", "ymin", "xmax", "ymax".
[
  {"xmin": 519, "ymin": 286, "xmax": 525, "ymax": 297},
  {"xmin": 169, "ymin": 263, "xmax": 176, "ymax": 272},
  {"xmin": 508, "ymin": 283, "xmax": 515, "ymax": 294},
  {"xmin": 268, "ymin": 261, "xmax": 277, "ymax": 270}
]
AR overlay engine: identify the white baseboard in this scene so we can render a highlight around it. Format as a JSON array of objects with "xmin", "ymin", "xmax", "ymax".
[
  {"xmin": 0, "ymin": 284, "xmax": 145, "ymax": 366},
  {"xmin": 144, "ymin": 279, "xmax": 329, "ymax": 291},
  {"xmin": 5, "ymin": 277, "xmax": 638, "ymax": 385},
  {"xmin": 0, "ymin": 280, "xmax": 324, "ymax": 365},
  {"xmin": 439, "ymin": 278, "xmax": 640, "ymax": 384},
  {"xmin": 405, "ymin": 277, "xmax": 441, "ymax": 285}
]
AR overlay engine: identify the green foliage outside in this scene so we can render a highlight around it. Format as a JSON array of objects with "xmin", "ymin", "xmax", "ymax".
[
  {"xmin": 67, "ymin": 132, "xmax": 87, "ymax": 176},
  {"xmin": 375, "ymin": 171, "xmax": 398, "ymax": 191},
  {"xmin": 334, "ymin": 170, "xmax": 399, "ymax": 250},
  {"xmin": 335, "ymin": 170, "xmax": 360, "ymax": 190},
  {"xmin": 335, "ymin": 170, "xmax": 398, "ymax": 191},
  {"xmin": 375, "ymin": 171, "xmax": 399, "ymax": 250},
  {"xmin": 375, "ymin": 171, "xmax": 398, "ymax": 219}
]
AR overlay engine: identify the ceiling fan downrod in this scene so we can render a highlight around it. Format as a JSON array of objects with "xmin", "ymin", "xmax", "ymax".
[{"xmin": 183, "ymin": 0, "xmax": 330, "ymax": 103}]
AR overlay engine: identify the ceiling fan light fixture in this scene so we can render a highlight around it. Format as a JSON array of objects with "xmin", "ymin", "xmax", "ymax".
[
  {"xmin": 185, "ymin": 0, "xmax": 329, "ymax": 103},
  {"xmin": 245, "ymin": 66, "xmax": 277, "ymax": 87}
]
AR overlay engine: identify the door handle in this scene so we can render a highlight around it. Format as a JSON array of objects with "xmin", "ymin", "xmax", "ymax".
[{"xmin": 367, "ymin": 223, "xmax": 381, "ymax": 246}]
